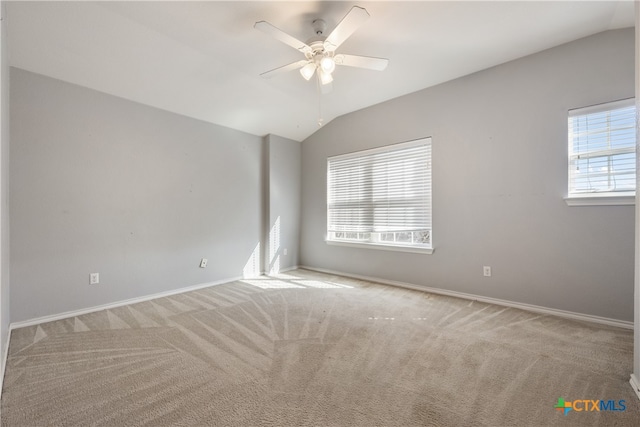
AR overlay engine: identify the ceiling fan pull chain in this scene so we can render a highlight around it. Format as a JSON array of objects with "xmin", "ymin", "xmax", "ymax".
[{"xmin": 317, "ymin": 73, "xmax": 324, "ymax": 127}]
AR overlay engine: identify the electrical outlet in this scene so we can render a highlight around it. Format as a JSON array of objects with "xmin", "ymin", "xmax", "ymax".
[
  {"xmin": 90, "ymin": 273, "xmax": 99, "ymax": 285},
  {"xmin": 200, "ymin": 258, "xmax": 208, "ymax": 268},
  {"xmin": 284, "ymin": 248, "xmax": 288, "ymax": 256},
  {"xmin": 483, "ymin": 266, "xmax": 492, "ymax": 277}
]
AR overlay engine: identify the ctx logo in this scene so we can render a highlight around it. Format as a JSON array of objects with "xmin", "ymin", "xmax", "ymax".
[{"xmin": 554, "ymin": 398, "xmax": 626, "ymax": 415}]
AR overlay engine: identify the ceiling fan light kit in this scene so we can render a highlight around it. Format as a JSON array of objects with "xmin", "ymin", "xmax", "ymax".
[
  {"xmin": 320, "ymin": 56, "xmax": 336, "ymax": 74},
  {"xmin": 254, "ymin": 5, "xmax": 389, "ymax": 91},
  {"xmin": 319, "ymin": 69, "xmax": 333, "ymax": 85},
  {"xmin": 300, "ymin": 62, "xmax": 316, "ymax": 80}
]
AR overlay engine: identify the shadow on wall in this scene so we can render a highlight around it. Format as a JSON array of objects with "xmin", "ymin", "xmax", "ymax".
[
  {"xmin": 242, "ymin": 216, "xmax": 350, "ymax": 289},
  {"xmin": 269, "ymin": 216, "xmax": 281, "ymax": 275},
  {"xmin": 242, "ymin": 216, "xmax": 282, "ymax": 278},
  {"xmin": 243, "ymin": 242, "xmax": 261, "ymax": 278}
]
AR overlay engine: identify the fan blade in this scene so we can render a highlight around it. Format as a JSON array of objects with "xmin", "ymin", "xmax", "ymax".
[
  {"xmin": 260, "ymin": 60, "xmax": 309, "ymax": 79},
  {"xmin": 334, "ymin": 54, "xmax": 389, "ymax": 71},
  {"xmin": 323, "ymin": 6, "xmax": 370, "ymax": 52},
  {"xmin": 254, "ymin": 21, "xmax": 312, "ymax": 55}
]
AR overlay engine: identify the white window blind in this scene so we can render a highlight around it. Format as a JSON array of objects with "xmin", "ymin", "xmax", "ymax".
[
  {"xmin": 568, "ymin": 99, "xmax": 636, "ymax": 197},
  {"xmin": 327, "ymin": 138, "xmax": 432, "ymax": 251}
]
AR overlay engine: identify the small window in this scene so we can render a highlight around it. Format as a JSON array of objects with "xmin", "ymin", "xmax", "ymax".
[
  {"xmin": 327, "ymin": 138, "xmax": 432, "ymax": 253},
  {"xmin": 567, "ymin": 99, "xmax": 636, "ymax": 205}
]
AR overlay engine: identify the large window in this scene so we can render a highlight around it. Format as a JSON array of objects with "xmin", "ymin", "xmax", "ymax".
[
  {"xmin": 567, "ymin": 98, "xmax": 636, "ymax": 205},
  {"xmin": 327, "ymin": 138, "xmax": 432, "ymax": 253}
]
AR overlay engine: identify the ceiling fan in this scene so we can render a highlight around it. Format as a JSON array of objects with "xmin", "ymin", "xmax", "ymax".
[{"xmin": 254, "ymin": 6, "xmax": 389, "ymax": 93}]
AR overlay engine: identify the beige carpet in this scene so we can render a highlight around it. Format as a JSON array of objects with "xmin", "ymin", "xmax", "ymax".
[{"xmin": 1, "ymin": 269, "xmax": 638, "ymax": 426}]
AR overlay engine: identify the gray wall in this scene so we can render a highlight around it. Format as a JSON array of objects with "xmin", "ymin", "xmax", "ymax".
[
  {"xmin": 10, "ymin": 68, "xmax": 264, "ymax": 323},
  {"xmin": 1, "ymin": 1, "xmax": 10, "ymax": 358},
  {"xmin": 264, "ymin": 134, "xmax": 301, "ymax": 273},
  {"xmin": 300, "ymin": 29, "xmax": 635, "ymax": 322}
]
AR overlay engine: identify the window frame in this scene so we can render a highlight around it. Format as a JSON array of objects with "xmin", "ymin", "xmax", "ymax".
[
  {"xmin": 326, "ymin": 138, "xmax": 433, "ymax": 254},
  {"xmin": 565, "ymin": 98, "xmax": 636, "ymax": 206}
]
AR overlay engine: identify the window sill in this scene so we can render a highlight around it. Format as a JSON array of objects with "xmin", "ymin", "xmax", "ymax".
[
  {"xmin": 326, "ymin": 239, "xmax": 434, "ymax": 254},
  {"xmin": 564, "ymin": 193, "xmax": 635, "ymax": 206}
]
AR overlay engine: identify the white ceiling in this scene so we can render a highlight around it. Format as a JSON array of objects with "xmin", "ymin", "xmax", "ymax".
[{"xmin": 6, "ymin": 1, "xmax": 635, "ymax": 141}]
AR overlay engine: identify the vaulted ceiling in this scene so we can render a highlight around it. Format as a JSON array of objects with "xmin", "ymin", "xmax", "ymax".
[{"xmin": 6, "ymin": 1, "xmax": 634, "ymax": 141}]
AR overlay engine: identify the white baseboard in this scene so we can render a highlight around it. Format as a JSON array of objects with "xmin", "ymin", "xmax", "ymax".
[
  {"xmin": 263, "ymin": 265, "xmax": 300, "ymax": 275},
  {"xmin": 274, "ymin": 265, "xmax": 300, "ymax": 274},
  {"xmin": 300, "ymin": 265, "xmax": 633, "ymax": 330},
  {"xmin": 10, "ymin": 275, "xmax": 245, "ymax": 330},
  {"xmin": 9, "ymin": 263, "xmax": 631, "ymax": 331},
  {"xmin": 630, "ymin": 374, "xmax": 640, "ymax": 401},
  {"xmin": 10, "ymin": 265, "xmax": 301, "ymax": 331}
]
